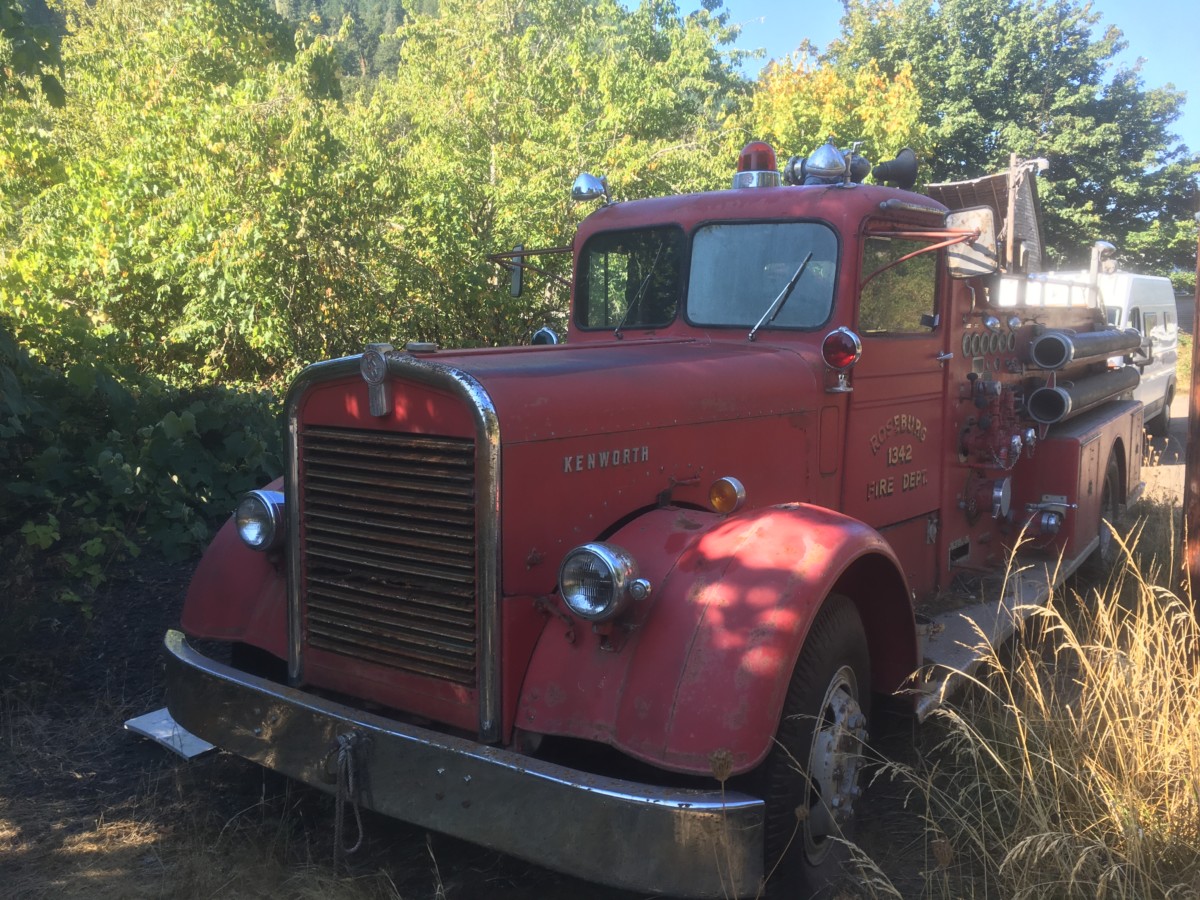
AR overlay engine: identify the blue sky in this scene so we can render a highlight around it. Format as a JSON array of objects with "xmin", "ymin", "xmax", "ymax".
[{"xmin": 718, "ymin": 0, "xmax": 1199, "ymax": 154}]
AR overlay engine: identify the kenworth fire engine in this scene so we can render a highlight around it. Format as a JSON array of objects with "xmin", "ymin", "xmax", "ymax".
[{"xmin": 152, "ymin": 141, "xmax": 1145, "ymax": 897}]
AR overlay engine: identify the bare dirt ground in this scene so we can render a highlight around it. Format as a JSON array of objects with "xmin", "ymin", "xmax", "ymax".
[
  {"xmin": 1, "ymin": 389, "xmax": 1189, "ymax": 899},
  {"xmin": 0, "ymin": 557, "xmax": 937, "ymax": 899},
  {"xmin": 1141, "ymin": 386, "xmax": 1191, "ymax": 501},
  {"xmin": 0, "ymin": 557, "xmax": 640, "ymax": 899}
]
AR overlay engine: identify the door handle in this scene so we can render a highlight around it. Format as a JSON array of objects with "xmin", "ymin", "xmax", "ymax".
[{"xmin": 935, "ymin": 352, "xmax": 954, "ymax": 366}]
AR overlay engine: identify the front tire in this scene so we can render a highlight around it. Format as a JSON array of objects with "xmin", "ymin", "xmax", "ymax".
[
  {"xmin": 1146, "ymin": 382, "xmax": 1174, "ymax": 437},
  {"xmin": 762, "ymin": 595, "xmax": 870, "ymax": 897}
]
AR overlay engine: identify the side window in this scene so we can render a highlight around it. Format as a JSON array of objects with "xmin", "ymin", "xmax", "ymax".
[
  {"xmin": 858, "ymin": 237, "xmax": 937, "ymax": 334},
  {"xmin": 1129, "ymin": 308, "xmax": 1142, "ymax": 333},
  {"xmin": 1143, "ymin": 311, "xmax": 1161, "ymax": 344}
]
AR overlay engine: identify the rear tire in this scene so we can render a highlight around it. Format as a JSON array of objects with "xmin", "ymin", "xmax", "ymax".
[
  {"xmin": 1078, "ymin": 455, "xmax": 1121, "ymax": 583},
  {"xmin": 762, "ymin": 595, "xmax": 870, "ymax": 898}
]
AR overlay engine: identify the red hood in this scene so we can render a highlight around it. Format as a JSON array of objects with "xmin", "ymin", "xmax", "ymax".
[{"xmin": 425, "ymin": 336, "xmax": 821, "ymax": 443}]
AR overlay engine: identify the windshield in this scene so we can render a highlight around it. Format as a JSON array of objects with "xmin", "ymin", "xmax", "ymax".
[
  {"xmin": 577, "ymin": 227, "xmax": 685, "ymax": 330},
  {"xmin": 688, "ymin": 222, "xmax": 838, "ymax": 329}
]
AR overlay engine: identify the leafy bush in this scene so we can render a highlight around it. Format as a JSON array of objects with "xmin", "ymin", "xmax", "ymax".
[{"xmin": 0, "ymin": 316, "xmax": 281, "ymax": 611}]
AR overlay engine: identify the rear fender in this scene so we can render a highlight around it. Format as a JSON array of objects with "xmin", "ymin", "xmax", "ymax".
[{"xmin": 517, "ymin": 503, "xmax": 916, "ymax": 776}]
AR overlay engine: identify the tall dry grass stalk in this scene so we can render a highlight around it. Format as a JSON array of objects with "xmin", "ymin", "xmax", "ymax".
[{"xmin": 886, "ymin": 499, "xmax": 1200, "ymax": 899}]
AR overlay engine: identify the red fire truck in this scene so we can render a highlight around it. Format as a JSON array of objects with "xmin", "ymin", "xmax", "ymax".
[{"xmin": 158, "ymin": 142, "xmax": 1144, "ymax": 897}]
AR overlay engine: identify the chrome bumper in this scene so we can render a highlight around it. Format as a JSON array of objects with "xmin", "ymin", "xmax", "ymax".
[{"xmin": 165, "ymin": 630, "xmax": 764, "ymax": 898}]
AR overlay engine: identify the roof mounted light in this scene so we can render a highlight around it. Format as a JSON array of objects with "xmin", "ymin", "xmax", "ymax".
[
  {"xmin": 732, "ymin": 141, "xmax": 781, "ymax": 189},
  {"xmin": 783, "ymin": 140, "xmax": 870, "ymax": 186}
]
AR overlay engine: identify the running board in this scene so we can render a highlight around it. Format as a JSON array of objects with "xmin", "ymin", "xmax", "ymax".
[{"xmin": 912, "ymin": 541, "xmax": 1095, "ymax": 721}]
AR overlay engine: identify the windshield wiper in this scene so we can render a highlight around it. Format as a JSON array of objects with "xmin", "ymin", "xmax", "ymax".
[
  {"xmin": 748, "ymin": 252, "xmax": 813, "ymax": 342},
  {"xmin": 614, "ymin": 242, "xmax": 666, "ymax": 339}
]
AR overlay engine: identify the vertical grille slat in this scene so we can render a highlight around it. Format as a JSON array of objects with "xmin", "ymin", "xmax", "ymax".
[{"xmin": 300, "ymin": 427, "xmax": 477, "ymax": 685}]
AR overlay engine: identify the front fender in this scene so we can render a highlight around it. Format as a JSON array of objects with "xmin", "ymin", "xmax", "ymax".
[
  {"xmin": 179, "ymin": 480, "xmax": 288, "ymax": 660},
  {"xmin": 517, "ymin": 504, "xmax": 914, "ymax": 777}
]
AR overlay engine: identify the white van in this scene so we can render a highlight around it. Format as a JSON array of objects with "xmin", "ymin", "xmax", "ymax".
[{"xmin": 1098, "ymin": 272, "xmax": 1179, "ymax": 436}]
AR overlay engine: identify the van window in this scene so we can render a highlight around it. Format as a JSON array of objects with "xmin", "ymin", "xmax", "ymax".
[{"xmin": 1129, "ymin": 308, "xmax": 1141, "ymax": 332}]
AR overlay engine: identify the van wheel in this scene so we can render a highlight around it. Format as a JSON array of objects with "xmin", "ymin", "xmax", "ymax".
[
  {"xmin": 1146, "ymin": 383, "xmax": 1174, "ymax": 437},
  {"xmin": 1079, "ymin": 455, "xmax": 1121, "ymax": 583},
  {"xmin": 762, "ymin": 595, "xmax": 869, "ymax": 897}
]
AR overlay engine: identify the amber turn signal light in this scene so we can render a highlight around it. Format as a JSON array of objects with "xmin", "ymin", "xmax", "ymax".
[{"xmin": 708, "ymin": 477, "xmax": 746, "ymax": 514}]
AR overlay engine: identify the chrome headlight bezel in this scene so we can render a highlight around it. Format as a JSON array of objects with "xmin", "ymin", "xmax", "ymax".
[
  {"xmin": 235, "ymin": 489, "xmax": 286, "ymax": 552},
  {"xmin": 558, "ymin": 542, "xmax": 651, "ymax": 622}
]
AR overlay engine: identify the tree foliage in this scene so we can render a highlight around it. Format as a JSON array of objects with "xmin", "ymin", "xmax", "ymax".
[
  {"xmin": 829, "ymin": 0, "xmax": 1200, "ymax": 273},
  {"xmin": 273, "ymin": 0, "xmax": 413, "ymax": 78},
  {"xmin": 746, "ymin": 49, "xmax": 925, "ymax": 166},
  {"xmin": 2, "ymin": 0, "xmax": 412, "ymax": 382},
  {"xmin": 1, "ymin": 0, "xmax": 1197, "ymax": 608},
  {"xmin": 0, "ymin": 0, "xmax": 63, "ymax": 106},
  {"xmin": 351, "ymin": 0, "xmax": 748, "ymax": 347}
]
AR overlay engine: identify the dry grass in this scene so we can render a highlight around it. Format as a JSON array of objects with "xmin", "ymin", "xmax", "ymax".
[{"xmin": 837, "ymin": 497, "xmax": 1200, "ymax": 899}]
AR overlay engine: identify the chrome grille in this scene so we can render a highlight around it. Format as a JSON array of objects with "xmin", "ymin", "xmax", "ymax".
[{"xmin": 300, "ymin": 426, "xmax": 477, "ymax": 684}]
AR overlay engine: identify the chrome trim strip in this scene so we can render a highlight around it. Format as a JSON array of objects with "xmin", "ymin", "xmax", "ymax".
[
  {"xmin": 165, "ymin": 630, "xmax": 764, "ymax": 898},
  {"xmin": 283, "ymin": 351, "xmax": 504, "ymax": 742},
  {"xmin": 285, "ymin": 355, "xmax": 362, "ymax": 685}
]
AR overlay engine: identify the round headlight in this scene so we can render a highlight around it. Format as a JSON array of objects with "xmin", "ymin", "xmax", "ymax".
[
  {"xmin": 235, "ymin": 490, "xmax": 285, "ymax": 551},
  {"xmin": 558, "ymin": 543, "xmax": 650, "ymax": 622}
]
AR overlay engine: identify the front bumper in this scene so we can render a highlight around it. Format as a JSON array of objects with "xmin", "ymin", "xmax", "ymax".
[{"xmin": 165, "ymin": 630, "xmax": 764, "ymax": 898}]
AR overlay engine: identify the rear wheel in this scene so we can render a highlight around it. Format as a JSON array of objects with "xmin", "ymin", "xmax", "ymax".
[
  {"xmin": 762, "ymin": 595, "xmax": 870, "ymax": 897},
  {"xmin": 1079, "ymin": 455, "xmax": 1121, "ymax": 583}
]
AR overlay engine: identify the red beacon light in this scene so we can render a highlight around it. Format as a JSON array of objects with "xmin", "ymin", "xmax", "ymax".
[
  {"xmin": 732, "ymin": 141, "xmax": 781, "ymax": 189},
  {"xmin": 821, "ymin": 327, "xmax": 862, "ymax": 393}
]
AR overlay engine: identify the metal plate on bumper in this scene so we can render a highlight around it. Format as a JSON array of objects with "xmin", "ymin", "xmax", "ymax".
[
  {"xmin": 164, "ymin": 630, "xmax": 764, "ymax": 898},
  {"xmin": 125, "ymin": 707, "xmax": 216, "ymax": 759}
]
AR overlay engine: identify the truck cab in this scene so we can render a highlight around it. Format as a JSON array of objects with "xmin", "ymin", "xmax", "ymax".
[{"xmin": 159, "ymin": 142, "xmax": 1143, "ymax": 898}]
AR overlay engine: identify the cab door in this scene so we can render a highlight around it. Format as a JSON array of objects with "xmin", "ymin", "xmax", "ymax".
[{"xmin": 840, "ymin": 229, "xmax": 951, "ymax": 596}]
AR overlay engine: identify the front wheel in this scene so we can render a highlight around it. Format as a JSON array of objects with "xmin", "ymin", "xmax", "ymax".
[
  {"xmin": 1146, "ymin": 382, "xmax": 1175, "ymax": 437},
  {"xmin": 761, "ymin": 595, "xmax": 870, "ymax": 897}
]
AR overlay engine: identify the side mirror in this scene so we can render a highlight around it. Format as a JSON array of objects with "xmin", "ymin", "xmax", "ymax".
[
  {"xmin": 946, "ymin": 206, "xmax": 999, "ymax": 278},
  {"xmin": 509, "ymin": 244, "xmax": 523, "ymax": 298}
]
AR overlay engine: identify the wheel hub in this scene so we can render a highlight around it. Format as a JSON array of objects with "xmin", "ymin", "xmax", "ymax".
[{"xmin": 803, "ymin": 665, "xmax": 867, "ymax": 863}]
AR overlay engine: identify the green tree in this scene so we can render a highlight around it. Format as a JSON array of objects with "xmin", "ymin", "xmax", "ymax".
[
  {"xmin": 274, "ymin": 1, "xmax": 409, "ymax": 78},
  {"xmin": 367, "ymin": 0, "xmax": 748, "ymax": 347},
  {"xmin": 0, "ymin": 0, "xmax": 63, "ymax": 106},
  {"xmin": 830, "ymin": 0, "xmax": 1200, "ymax": 274},
  {"xmin": 745, "ymin": 48, "xmax": 925, "ymax": 166},
  {"xmin": 2, "ymin": 0, "xmax": 416, "ymax": 381}
]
